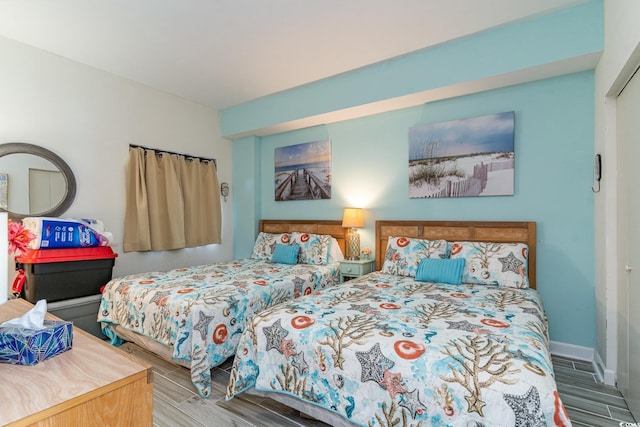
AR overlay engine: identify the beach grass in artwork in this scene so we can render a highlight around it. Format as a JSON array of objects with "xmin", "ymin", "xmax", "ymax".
[
  {"xmin": 275, "ymin": 140, "xmax": 331, "ymax": 201},
  {"xmin": 409, "ymin": 112, "xmax": 515, "ymax": 198}
]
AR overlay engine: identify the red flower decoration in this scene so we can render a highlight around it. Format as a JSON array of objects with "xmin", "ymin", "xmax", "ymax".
[{"xmin": 8, "ymin": 220, "xmax": 36, "ymax": 255}]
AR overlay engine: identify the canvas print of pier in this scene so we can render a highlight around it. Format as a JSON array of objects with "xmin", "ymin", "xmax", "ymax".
[
  {"xmin": 274, "ymin": 140, "xmax": 331, "ymax": 201},
  {"xmin": 408, "ymin": 111, "xmax": 515, "ymax": 198}
]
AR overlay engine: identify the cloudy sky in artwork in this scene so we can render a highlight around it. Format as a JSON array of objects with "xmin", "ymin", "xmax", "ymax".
[
  {"xmin": 409, "ymin": 111, "xmax": 515, "ymax": 161},
  {"xmin": 275, "ymin": 140, "xmax": 331, "ymax": 169}
]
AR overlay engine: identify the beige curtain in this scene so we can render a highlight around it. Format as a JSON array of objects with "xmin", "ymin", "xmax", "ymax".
[{"xmin": 124, "ymin": 147, "xmax": 222, "ymax": 252}]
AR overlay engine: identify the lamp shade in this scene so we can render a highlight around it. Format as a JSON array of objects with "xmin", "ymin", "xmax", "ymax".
[{"xmin": 342, "ymin": 208, "xmax": 364, "ymax": 228}]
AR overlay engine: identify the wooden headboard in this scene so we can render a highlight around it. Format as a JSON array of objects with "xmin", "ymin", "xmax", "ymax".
[
  {"xmin": 260, "ymin": 220, "xmax": 346, "ymax": 256},
  {"xmin": 375, "ymin": 220, "xmax": 537, "ymax": 289}
]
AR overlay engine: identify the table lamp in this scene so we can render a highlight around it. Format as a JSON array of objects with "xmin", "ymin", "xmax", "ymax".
[{"xmin": 342, "ymin": 208, "xmax": 364, "ymax": 260}]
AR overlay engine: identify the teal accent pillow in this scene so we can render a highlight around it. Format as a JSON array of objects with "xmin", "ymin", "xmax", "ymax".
[
  {"xmin": 415, "ymin": 258, "xmax": 465, "ymax": 285},
  {"xmin": 272, "ymin": 244, "xmax": 300, "ymax": 265}
]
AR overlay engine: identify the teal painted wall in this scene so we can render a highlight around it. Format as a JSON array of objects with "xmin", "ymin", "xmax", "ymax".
[
  {"xmin": 232, "ymin": 136, "xmax": 262, "ymax": 258},
  {"xmin": 246, "ymin": 72, "xmax": 595, "ymax": 348},
  {"xmin": 227, "ymin": 2, "xmax": 600, "ymax": 348}
]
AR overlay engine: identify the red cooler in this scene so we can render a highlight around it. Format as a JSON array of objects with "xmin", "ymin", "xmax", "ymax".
[{"xmin": 14, "ymin": 247, "xmax": 118, "ymax": 303}]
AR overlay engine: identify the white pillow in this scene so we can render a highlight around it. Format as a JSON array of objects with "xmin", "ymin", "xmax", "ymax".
[
  {"xmin": 328, "ymin": 237, "xmax": 344, "ymax": 263},
  {"xmin": 250, "ymin": 232, "xmax": 291, "ymax": 260},
  {"xmin": 450, "ymin": 241, "xmax": 530, "ymax": 288},
  {"xmin": 381, "ymin": 237, "xmax": 448, "ymax": 277}
]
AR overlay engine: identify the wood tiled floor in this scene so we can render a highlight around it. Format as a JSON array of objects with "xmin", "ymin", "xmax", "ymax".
[
  {"xmin": 118, "ymin": 343, "xmax": 637, "ymax": 426},
  {"xmin": 551, "ymin": 355, "xmax": 636, "ymax": 427}
]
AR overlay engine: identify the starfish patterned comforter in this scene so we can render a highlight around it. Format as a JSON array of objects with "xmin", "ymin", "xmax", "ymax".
[
  {"xmin": 98, "ymin": 258, "xmax": 339, "ymax": 397},
  {"xmin": 226, "ymin": 272, "xmax": 571, "ymax": 426}
]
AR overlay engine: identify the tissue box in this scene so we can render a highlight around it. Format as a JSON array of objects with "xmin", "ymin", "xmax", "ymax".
[{"xmin": 0, "ymin": 320, "xmax": 73, "ymax": 365}]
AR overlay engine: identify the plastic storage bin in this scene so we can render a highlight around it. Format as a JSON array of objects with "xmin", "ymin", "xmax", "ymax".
[
  {"xmin": 47, "ymin": 294, "xmax": 106, "ymax": 340},
  {"xmin": 14, "ymin": 247, "xmax": 117, "ymax": 303}
]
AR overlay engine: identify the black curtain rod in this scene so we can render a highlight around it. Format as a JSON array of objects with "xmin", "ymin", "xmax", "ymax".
[{"xmin": 129, "ymin": 144, "xmax": 216, "ymax": 164}]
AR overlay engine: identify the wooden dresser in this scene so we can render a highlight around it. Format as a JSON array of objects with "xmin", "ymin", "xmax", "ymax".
[{"xmin": 0, "ymin": 298, "xmax": 153, "ymax": 426}]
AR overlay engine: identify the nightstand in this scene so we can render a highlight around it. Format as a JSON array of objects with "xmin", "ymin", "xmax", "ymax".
[{"xmin": 339, "ymin": 259, "xmax": 376, "ymax": 281}]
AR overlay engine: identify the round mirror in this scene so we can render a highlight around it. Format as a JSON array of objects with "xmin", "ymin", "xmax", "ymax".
[{"xmin": 0, "ymin": 143, "xmax": 76, "ymax": 220}]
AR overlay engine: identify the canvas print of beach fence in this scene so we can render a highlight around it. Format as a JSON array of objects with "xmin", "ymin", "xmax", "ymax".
[
  {"xmin": 409, "ymin": 111, "xmax": 515, "ymax": 198},
  {"xmin": 274, "ymin": 140, "xmax": 332, "ymax": 201}
]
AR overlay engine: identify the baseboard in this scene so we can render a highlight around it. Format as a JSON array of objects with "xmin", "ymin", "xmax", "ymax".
[
  {"xmin": 550, "ymin": 341, "xmax": 617, "ymax": 386},
  {"xmin": 593, "ymin": 350, "xmax": 617, "ymax": 386},
  {"xmin": 550, "ymin": 340, "xmax": 594, "ymax": 361}
]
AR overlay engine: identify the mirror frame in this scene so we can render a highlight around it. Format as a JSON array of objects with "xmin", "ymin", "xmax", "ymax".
[{"xmin": 0, "ymin": 142, "xmax": 76, "ymax": 220}]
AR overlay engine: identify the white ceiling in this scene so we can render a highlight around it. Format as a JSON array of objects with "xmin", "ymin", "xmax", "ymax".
[{"xmin": 0, "ymin": 0, "xmax": 587, "ymax": 111}]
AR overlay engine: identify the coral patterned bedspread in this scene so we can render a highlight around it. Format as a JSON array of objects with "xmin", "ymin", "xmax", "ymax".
[
  {"xmin": 98, "ymin": 258, "xmax": 339, "ymax": 397},
  {"xmin": 227, "ymin": 272, "xmax": 570, "ymax": 426}
]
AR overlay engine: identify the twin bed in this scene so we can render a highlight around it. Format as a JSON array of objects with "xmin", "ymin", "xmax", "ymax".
[
  {"xmin": 98, "ymin": 219, "xmax": 345, "ymax": 397},
  {"xmin": 100, "ymin": 219, "xmax": 570, "ymax": 426}
]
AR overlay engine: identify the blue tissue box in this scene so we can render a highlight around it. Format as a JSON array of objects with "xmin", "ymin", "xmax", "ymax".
[{"xmin": 0, "ymin": 321, "xmax": 73, "ymax": 365}]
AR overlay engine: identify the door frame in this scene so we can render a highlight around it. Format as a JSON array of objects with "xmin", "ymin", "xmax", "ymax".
[{"xmin": 615, "ymin": 61, "xmax": 640, "ymax": 421}]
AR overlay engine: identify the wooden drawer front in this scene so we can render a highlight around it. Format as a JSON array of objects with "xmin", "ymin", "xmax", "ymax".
[
  {"xmin": 340, "ymin": 260, "xmax": 375, "ymax": 277},
  {"xmin": 340, "ymin": 263, "xmax": 364, "ymax": 276}
]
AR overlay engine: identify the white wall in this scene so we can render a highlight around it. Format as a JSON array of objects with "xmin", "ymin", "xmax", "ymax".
[
  {"xmin": 594, "ymin": 0, "xmax": 640, "ymax": 384},
  {"xmin": 0, "ymin": 35, "xmax": 233, "ymax": 296}
]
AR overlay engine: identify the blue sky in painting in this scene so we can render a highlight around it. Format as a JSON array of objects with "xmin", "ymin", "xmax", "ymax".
[
  {"xmin": 409, "ymin": 111, "xmax": 514, "ymax": 160},
  {"xmin": 275, "ymin": 140, "xmax": 331, "ymax": 169}
]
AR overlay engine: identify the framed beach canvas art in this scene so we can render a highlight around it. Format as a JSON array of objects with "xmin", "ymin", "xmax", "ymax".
[
  {"xmin": 408, "ymin": 111, "xmax": 515, "ymax": 198},
  {"xmin": 274, "ymin": 140, "xmax": 331, "ymax": 201}
]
